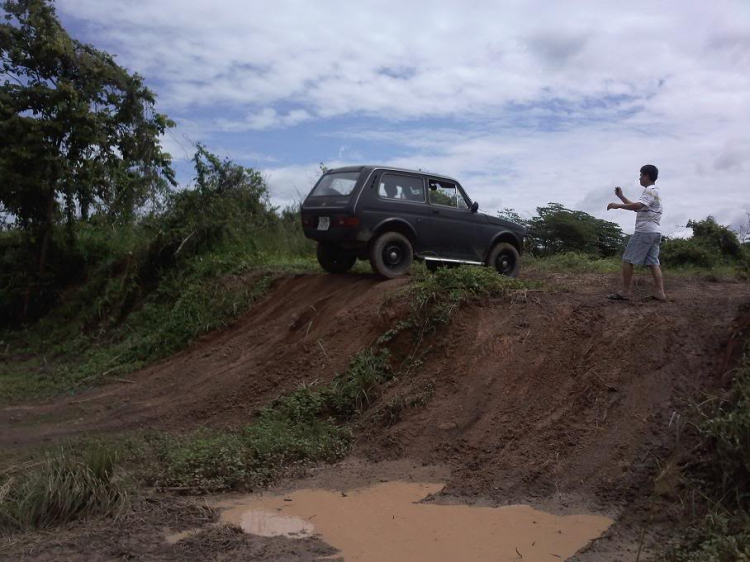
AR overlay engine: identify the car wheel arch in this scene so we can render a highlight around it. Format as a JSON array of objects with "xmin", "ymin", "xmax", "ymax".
[
  {"xmin": 369, "ymin": 219, "xmax": 418, "ymax": 247},
  {"xmin": 485, "ymin": 232, "xmax": 522, "ymax": 261}
]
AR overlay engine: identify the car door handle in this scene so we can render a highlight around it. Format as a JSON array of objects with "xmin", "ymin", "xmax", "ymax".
[{"xmin": 431, "ymin": 209, "xmax": 440, "ymax": 215}]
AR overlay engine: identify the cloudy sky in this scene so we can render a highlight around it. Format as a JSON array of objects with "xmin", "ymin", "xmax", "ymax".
[{"xmin": 57, "ymin": 0, "xmax": 750, "ymax": 235}]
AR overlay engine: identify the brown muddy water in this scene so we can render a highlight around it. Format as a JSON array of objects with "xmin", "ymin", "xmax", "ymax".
[{"xmin": 215, "ymin": 482, "xmax": 613, "ymax": 562}]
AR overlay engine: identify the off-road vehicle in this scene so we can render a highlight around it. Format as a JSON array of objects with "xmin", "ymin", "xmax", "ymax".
[{"xmin": 301, "ymin": 165, "xmax": 525, "ymax": 278}]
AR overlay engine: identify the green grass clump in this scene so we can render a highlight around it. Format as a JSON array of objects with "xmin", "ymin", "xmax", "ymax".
[
  {"xmin": 667, "ymin": 514, "xmax": 750, "ymax": 562},
  {"xmin": 400, "ymin": 263, "xmax": 540, "ymax": 334},
  {"xmin": 149, "ymin": 349, "xmax": 391, "ymax": 492},
  {"xmin": 0, "ymin": 442, "xmax": 127, "ymax": 532},
  {"xmin": 665, "ymin": 320, "xmax": 750, "ymax": 560}
]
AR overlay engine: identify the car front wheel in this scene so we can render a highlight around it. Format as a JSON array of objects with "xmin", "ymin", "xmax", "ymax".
[
  {"xmin": 317, "ymin": 242, "xmax": 357, "ymax": 274},
  {"xmin": 369, "ymin": 232, "xmax": 413, "ymax": 278},
  {"xmin": 487, "ymin": 242, "xmax": 520, "ymax": 277}
]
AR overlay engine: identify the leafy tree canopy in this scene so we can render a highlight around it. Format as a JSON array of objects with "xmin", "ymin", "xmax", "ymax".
[
  {"xmin": 525, "ymin": 203, "xmax": 625, "ymax": 257},
  {"xmin": 687, "ymin": 216, "xmax": 742, "ymax": 257},
  {"xmin": 0, "ymin": 0, "xmax": 175, "ymax": 232}
]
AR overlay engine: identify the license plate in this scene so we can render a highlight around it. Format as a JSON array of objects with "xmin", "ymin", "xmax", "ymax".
[{"xmin": 317, "ymin": 216, "xmax": 330, "ymax": 231}]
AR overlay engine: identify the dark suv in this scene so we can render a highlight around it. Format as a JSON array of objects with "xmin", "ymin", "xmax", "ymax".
[{"xmin": 301, "ymin": 165, "xmax": 525, "ymax": 278}]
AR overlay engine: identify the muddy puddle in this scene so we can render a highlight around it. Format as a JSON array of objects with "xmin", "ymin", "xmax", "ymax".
[{"xmin": 215, "ymin": 482, "xmax": 613, "ymax": 561}]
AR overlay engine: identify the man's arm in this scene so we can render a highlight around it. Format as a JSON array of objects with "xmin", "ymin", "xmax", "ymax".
[
  {"xmin": 615, "ymin": 186, "xmax": 633, "ymax": 204},
  {"xmin": 607, "ymin": 201, "xmax": 645, "ymax": 211}
]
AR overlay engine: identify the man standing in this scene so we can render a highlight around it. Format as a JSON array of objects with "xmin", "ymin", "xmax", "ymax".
[{"xmin": 606, "ymin": 164, "xmax": 666, "ymax": 302}]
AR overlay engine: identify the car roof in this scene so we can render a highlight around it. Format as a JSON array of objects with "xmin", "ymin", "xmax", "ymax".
[{"xmin": 327, "ymin": 165, "xmax": 460, "ymax": 184}]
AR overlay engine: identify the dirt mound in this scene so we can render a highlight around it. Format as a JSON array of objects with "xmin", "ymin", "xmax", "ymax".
[
  {"xmin": 1, "ymin": 273, "xmax": 407, "ymax": 444},
  {"xmin": 2, "ymin": 271, "xmax": 749, "ymax": 512}
]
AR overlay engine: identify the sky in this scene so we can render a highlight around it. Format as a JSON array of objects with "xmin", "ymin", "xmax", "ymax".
[{"xmin": 56, "ymin": 0, "xmax": 750, "ymax": 236}]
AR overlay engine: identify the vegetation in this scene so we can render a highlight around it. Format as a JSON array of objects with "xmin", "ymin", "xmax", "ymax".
[
  {"xmin": 402, "ymin": 264, "xmax": 539, "ymax": 333},
  {"xmin": 0, "ymin": 441, "xmax": 127, "ymax": 532},
  {"xmin": 149, "ymin": 348, "xmax": 393, "ymax": 492},
  {"xmin": 0, "ymin": 143, "xmax": 311, "ymax": 401},
  {"xmin": 661, "ymin": 217, "xmax": 750, "ymax": 272},
  {"xmin": 666, "ymin": 313, "xmax": 750, "ymax": 561},
  {"xmin": 0, "ymin": 0, "xmax": 175, "ymax": 319},
  {"xmin": 501, "ymin": 205, "xmax": 749, "ymax": 278},
  {"xmin": 523, "ymin": 203, "xmax": 626, "ymax": 257}
]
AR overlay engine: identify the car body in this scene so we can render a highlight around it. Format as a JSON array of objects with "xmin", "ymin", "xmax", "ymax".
[{"xmin": 301, "ymin": 165, "xmax": 525, "ymax": 278}]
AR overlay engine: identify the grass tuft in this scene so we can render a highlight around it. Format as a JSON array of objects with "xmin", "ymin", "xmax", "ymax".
[
  {"xmin": 0, "ymin": 443, "xmax": 127, "ymax": 532},
  {"xmin": 401, "ymin": 263, "xmax": 541, "ymax": 334}
]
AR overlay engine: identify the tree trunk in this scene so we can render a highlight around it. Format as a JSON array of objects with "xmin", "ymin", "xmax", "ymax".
[{"xmin": 22, "ymin": 191, "xmax": 56, "ymax": 320}]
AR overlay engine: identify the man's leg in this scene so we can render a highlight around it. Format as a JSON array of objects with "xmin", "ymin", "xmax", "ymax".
[
  {"xmin": 648, "ymin": 265, "xmax": 666, "ymax": 301},
  {"xmin": 621, "ymin": 261, "xmax": 634, "ymax": 297}
]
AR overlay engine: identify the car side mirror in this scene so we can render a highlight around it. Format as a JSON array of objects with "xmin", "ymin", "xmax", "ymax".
[{"xmin": 470, "ymin": 201, "xmax": 479, "ymax": 213}]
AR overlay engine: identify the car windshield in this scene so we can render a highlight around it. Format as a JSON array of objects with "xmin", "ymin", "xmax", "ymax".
[{"xmin": 310, "ymin": 172, "xmax": 361, "ymax": 197}]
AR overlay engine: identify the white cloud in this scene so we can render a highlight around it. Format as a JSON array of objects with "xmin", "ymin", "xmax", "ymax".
[
  {"xmin": 56, "ymin": 0, "xmax": 750, "ymax": 233},
  {"xmin": 217, "ymin": 108, "xmax": 312, "ymax": 132}
]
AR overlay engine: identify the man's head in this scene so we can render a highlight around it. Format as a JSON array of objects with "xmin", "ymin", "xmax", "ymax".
[
  {"xmin": 639, "ymin": 164, "xmax": 658, "ymax": 186},
  {"xmin": 384, "ymin": 183, "xmax": 398, "ymax": 198}
]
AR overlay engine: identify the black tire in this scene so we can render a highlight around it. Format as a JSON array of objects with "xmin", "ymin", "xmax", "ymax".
[
  {"xmin": 487, "ymin": 242, "xmax": 521, "ymax": 277},
  {"xmin": 369, "ymin": 232, "xmax": 413, "ymax": 278},
  {"xmin": 317, "ymin": 242, "xmax": 357, "ymax": 274}
]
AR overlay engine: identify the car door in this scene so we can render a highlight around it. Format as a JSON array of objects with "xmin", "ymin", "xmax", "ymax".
[
  {"xmin": 425, "ymin": 178, "xmax": 486, "ymax": 262},
  {"xmin": 360, "ymin": 171, "xmax": 430, "ymax": 251}
]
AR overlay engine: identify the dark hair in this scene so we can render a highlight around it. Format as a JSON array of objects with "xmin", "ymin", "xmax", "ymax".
[{"xmin": 640, "ymin": 164, "xmax": 658, "ymax": 182}]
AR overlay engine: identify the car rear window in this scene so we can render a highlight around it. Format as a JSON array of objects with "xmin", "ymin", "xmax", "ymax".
[{"xmin": 310, "ymin": 172, "xmax": 361, "ymax": 197}]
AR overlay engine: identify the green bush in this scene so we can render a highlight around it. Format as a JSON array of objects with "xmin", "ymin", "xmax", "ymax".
[{"xmin": 661, "ymin": 238, "xmax": 719, "ymax": 268}]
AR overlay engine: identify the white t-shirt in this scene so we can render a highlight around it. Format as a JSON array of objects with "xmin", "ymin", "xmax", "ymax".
[{"xmin": 635, "ymin": 186, "xmax": 662, "ymax": 233}]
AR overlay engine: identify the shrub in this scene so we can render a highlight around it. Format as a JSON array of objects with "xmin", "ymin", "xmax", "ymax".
[{"xmin": 661, "ymin": 238, "xmax": 719, "ymax": 268}]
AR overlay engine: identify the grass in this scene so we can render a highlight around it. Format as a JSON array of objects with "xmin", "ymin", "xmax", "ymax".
[
  {"xmin": 525, "ymin": 252, "xmax": 748, "ymax": 280},
  {"xmin": 391, "ymin": 262, "xmax": 542, "ymax": 336},
  {"xmin": 132, "ymin": 348, "xmax": 392, "ymax": 493},
  {"xmin": 0, "ymin": 349, "xmax": 394, "ymax": 529},
  {"xmin": 664, "ymin": 317, "xmax": 750, "ymax": 560},
  {"xmin": 0, "ymin": 441, "xmax": 128, "ymax": 533}
]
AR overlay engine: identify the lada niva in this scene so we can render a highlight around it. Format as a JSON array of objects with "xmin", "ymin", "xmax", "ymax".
[{"xmin": 301, "ymin": 165, "xmax": 525, "ymax": 278}]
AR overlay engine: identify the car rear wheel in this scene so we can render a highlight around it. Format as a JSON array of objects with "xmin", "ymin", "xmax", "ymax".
[
  {"xmin": 369, "ymin": 232, "xmax": 413, "ymax": 278},
  {"xmin": 317, "ymin": 242, "xmax": 357, "ymax": 274},
  {"xmin": 487, "ymin": 242, "xmax": 520, "ymax": 277}
]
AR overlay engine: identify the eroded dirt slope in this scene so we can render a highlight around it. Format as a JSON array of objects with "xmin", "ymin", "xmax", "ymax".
[
  {"xmin": 358, "ymin": 273, "xmax": 749, "ymax": 507},
  {"xmin": 2, "ymin": 270, "xmax": 749, "ymax": 561},
  {"xmin": 2, "ymin": 271, "xmax": 748, "ymax": 508},
  {"xmin": 1, "ymin": 273, "xmax": 408, "ymax": 445}
]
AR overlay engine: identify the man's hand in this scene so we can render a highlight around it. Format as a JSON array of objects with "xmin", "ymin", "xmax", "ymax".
[
  {"xmin": 607, "ymin": 203, "xmax": 618, "ymax": 211},
  {"xmin": 614, "ymin": 186, "xmax": 623, "ymax": 197}
]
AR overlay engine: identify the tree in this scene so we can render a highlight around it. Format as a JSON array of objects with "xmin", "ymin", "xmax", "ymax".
[
  {"xmin": 0, "ymin": 0, "xmax": 175, "ymax": 275},
  {"xmin": 497, "ymin": 208, "xmax": 527, "ymax": 226},
  {"xmin": 686, "ymin": 216, "xmax": 741, "ymax": 257},
  {"xmin": 526, "ymin": 203, "xmax": 625, "ymax": 257}
]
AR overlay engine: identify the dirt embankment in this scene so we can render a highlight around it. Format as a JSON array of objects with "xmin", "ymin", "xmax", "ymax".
[
  {"xmin": 2, "ymin": 270, "xmax": 749, "ymax": 560},
  {"xmin": 3, "ymin": 273, "xmax": 748, "ymax": 491}
]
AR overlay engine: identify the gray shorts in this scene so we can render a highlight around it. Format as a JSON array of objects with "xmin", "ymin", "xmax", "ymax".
[{"xmin": 623, "ymin": 231, "xmax": 661, "ymax": 266}]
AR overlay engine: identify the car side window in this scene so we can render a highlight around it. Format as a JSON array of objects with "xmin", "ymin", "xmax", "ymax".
[
  {"xmin": 378, "ymin": 174, "xmax": 425, "ymax": 202},
  {"xmin": 429, "ymin": 180, "xmax": 459, "ymax": 207}
]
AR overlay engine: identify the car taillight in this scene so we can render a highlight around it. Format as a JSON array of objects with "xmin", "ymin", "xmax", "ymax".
[{"xmin": 333, "ymin": 215, "xmax": 359, "ymax": 228}]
